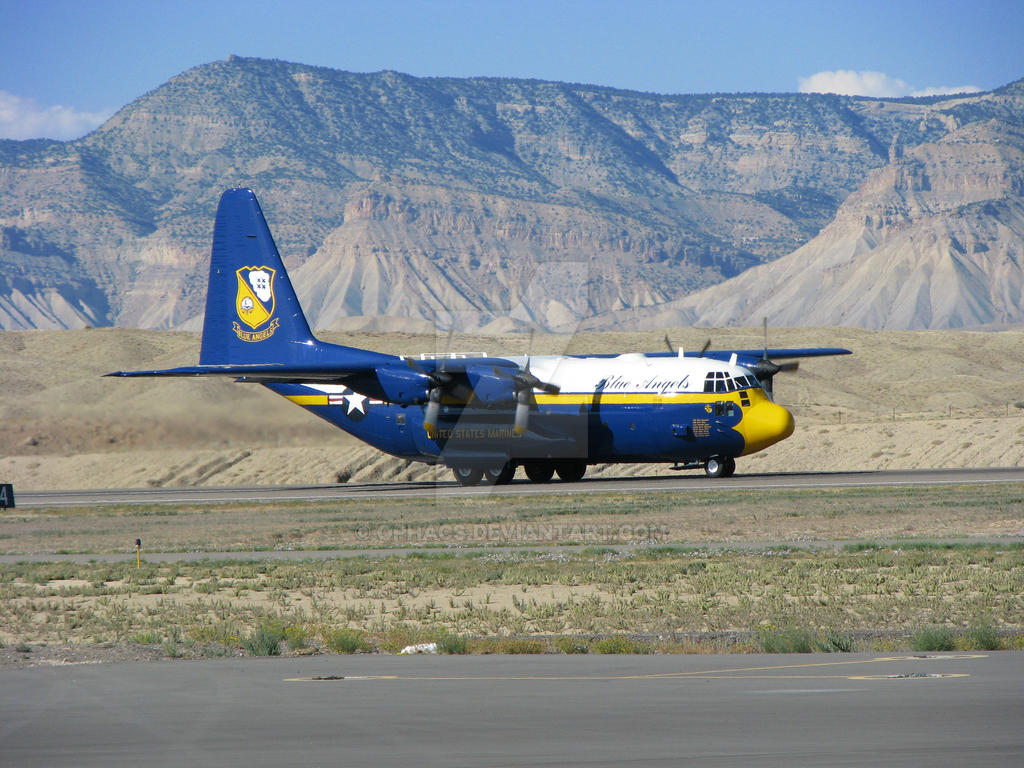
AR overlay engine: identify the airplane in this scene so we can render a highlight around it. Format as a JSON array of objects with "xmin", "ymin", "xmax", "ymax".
[{"xmin": 108, "ymin": 189, "xmax": 851, "ymax": 486}]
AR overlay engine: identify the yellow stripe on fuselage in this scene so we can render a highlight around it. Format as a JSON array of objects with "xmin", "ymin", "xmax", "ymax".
[
  {"xmin": 287, "ymin": 391, "xmax": 750, "ymax": 407},
  {"xmin": 534, "ymin": 392, "xmax": 739, "ymax": 406},
  {"xmin": 285, "ymin": 394, "xmax": 329, "ymax": 406}
]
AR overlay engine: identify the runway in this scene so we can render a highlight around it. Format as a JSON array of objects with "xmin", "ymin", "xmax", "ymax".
[
  {"xmin": 1, "ymin": 652, "xmax": 1020, "ymax": 767},
  {"xmin": 15, "ymin": 466, "xmax": 1024, "ymax": 508}
]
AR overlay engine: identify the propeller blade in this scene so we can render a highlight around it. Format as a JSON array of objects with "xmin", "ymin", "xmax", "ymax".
[
  {"xmin": 423, "ymin": 389, "xmax": 442, "ymax": 438},
  {"xmin": 664, "ymin": 334, "xmax": 676, "ymax": 355},
  {"xmin": 751, "ymin": 360, "xmax": 779, "ymax": 379},
  {"xmin": 517, "ymin": 371, "xmax": 559, "ymax": 394},
  {"xmin": 493, "ymin": 365, "xmax": 560, "ymax": 395},
  {"xmin": 513, "ymin": 388, "xmax": 531, "ymax": 435},
  {"xmin": 698, "ymin": 339, "xmax": 711, "ymax": 357}
]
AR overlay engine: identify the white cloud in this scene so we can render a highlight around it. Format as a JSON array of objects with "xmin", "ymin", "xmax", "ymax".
[
  {"xmin": 910, "ymin": 84, "xmax": 982, "ymax": 98},
  {"xmin": 0, "ymin": 91, "xmax": 114, "ymax": 140},
  {"xmin": 798, "ymin": 70, "xmax": 981, "ymax": 99}
]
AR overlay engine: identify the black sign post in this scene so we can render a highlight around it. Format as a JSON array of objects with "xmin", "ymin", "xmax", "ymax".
[{"xmin": 0, "ymin": 484, "xmax": 13, "ymax": 509}]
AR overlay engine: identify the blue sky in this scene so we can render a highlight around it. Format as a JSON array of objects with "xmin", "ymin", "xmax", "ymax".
[{"xmin": 2, "ymin": 0, "xmax": 1022, "ymax": 139}]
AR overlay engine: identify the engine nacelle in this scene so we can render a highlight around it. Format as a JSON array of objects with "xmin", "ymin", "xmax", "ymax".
[
  {"xmin": 375, "ymin": 366, "xmax": 431, "ymax": 405},
  {"xmin": 466, "ymin": 365, "xmax": 517, "ymax": 407}
]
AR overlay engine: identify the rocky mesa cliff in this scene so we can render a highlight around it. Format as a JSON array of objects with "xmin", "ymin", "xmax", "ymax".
[{"xmin": 1, "ymin": 57, "xmax": 1022, "ymax": 332}]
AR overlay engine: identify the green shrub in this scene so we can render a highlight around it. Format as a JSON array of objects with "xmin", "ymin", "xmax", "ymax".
[
  {"xmin": 284, "ymin": 625, "xmax": 309, "ymax": 650},
  {"xmin": 963, "ymin": 625, "xmax": 1001, "ymax": 651},
  {"xmin": 591, "ymin": 636, "xmax": 652, "ymax": 654},
  {"xmin": 326, "ymin": 628, "xmax": 369, "ymax": 654},
  {"xmin": 758, "ymin": 627, "xmax": 814, "ymax": 653},
  {"xmin": 553, "ymin": 636, "xmax": 590, "ymax": 654},
  {"xmin": 128, "ymin": 631, "xmax": 162, "ymax": 645},
  {"xmin": 471, "ymin": 637, "xmax": 545, "ymax": 654},
  {"xmin": 194, "ymin": 578, "xmax": 219, "ymax": 594},
  {"xmin": 911, "ymin": 626, "xmax": 955, "ymax": 652},
  {"xmin": 816, "ymin": 630, "xmax": 853, "ymax": 653},
  {"xmin": 381, "ymin": 623, "xmax": 431, "ymax": 653},
  {"xmin": 243, "ymin": 621, "xmax": 285, "ymax": 656},
  {"xmin": 162, "ymin": 639, "xmax": 181, "ymax": 658},
  {"xmin": 435, "ymin": 632, "xmax": 468, "ymax": 655}
]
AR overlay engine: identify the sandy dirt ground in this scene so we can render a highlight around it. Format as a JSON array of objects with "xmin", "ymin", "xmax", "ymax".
[{"xmin": 3, "ymin": 326, "xmax": 1024, "ymax": 490}]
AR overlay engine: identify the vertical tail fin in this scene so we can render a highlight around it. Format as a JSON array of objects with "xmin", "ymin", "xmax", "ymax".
[{"xmin": 199, "ymin": 189, "xmax": 316, "ymax": 365}]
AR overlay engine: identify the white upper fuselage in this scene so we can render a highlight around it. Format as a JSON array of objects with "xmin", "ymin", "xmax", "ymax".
[{"xmin": 499, "ymin": 353, "xmax": 759, "ymax": 397}]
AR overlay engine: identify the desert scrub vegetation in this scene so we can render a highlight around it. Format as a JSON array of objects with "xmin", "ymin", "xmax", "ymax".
[{"xmin": 0, "ymin": 544, "xmax": 1021, "ymax": 655}]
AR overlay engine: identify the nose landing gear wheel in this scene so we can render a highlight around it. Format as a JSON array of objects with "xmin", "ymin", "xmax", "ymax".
[{"xmin": 704, "ymin": 457, "xmax": 736, "ymax": 478}]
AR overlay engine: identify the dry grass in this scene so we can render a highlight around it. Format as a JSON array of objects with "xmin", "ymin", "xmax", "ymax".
[
  {"xmin": 1, "ymin": 545, "xmax": 1021, "ymax": 654},
  {"xmin": 3, "ymin": 483, "xmax": 1024, "ymax": 555}
]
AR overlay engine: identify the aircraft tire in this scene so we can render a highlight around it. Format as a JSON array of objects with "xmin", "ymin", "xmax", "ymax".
[
  {"xmin": 704, "ymin": 457, "xmax": 726, "ymax": 478},
  {"xmin": 554, "ymin": 460, "xmax": 587, "ymax": 482},
  {"xmin": 722, "ymin": 457, "xmax": 737, "ymax": 477},
  {"xmin": 452, "ymin": 466, "xmax": 484, "ymax": 486},
  {"xmin": 483, "ymin": 462, "xmax": 517, "ymax": 485},
  {"xmin": 523, "ymin": 462, "xmax": 555, "ymax": 483}
]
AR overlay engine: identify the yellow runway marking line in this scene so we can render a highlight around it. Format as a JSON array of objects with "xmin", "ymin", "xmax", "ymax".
[{"xmin": 283, "ymin": 655, "xmax": 985, "ymax": 683}]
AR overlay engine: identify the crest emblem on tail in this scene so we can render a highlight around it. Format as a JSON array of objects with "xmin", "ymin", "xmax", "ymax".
[{"xmin": 233, "ymin": 265, "xmax": 279, "ymax": 341}]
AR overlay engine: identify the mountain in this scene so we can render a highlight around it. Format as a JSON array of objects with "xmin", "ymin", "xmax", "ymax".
[
  {"xmin": 1, "ymin": 57, "xmax": 1023, "ymax": 332},
  {"xmin": 594, "ymin": 86, "xmax": 1024, "ymax": 331}
]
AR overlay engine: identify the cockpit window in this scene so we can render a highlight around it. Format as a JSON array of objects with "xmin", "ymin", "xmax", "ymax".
[{"xmin": 705, "ymin": 371, "xmax": 763, "ymax": 393}]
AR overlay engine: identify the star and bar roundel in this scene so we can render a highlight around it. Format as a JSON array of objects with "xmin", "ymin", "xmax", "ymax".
[{"xmin": 328, "ymin": 389, "xmax": 369, "ymax": 421}]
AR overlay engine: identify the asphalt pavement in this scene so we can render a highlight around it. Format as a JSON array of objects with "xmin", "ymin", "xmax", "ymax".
[{"xmin": 1, "ymin": 652, "xmax": 1021, "ymax": 767}]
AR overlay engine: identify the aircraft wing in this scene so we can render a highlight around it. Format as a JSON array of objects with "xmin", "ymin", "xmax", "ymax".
[
  {"xmin": 105, "ymin": 364, "xmax": 361, "ymax": 383},
  {"xmin": 699, "ymin": 348, "xmax": 852, "ymax": 362},
  {"xmin": 106, "ymin": 355, "xmax": 528, "ymax": 405}
]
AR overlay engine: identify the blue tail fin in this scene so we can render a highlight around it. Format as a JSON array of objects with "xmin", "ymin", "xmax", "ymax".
[{"xmin": 199, "ymin": 189, "xmax": 316, "ymax": 365}]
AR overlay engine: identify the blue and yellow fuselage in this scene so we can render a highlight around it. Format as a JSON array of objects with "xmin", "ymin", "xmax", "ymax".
[{"xmin": 266, "ymin": 353, "xmax": 795, "ymax": 467}]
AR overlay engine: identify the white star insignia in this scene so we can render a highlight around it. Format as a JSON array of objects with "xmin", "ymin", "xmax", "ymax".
[{"xmin": 343, "ymin": 390, "xmax": 368, "ymax": 415}]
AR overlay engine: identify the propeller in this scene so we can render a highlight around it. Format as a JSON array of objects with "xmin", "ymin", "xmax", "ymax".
[
  {"xmin": 751, "ymin": 317, "xmax": 798, "ymax": 399},
  {"xmin": 406, "ymin": 352, "xmax": 473, "ymax": 438},
  {"xmin": 495, "ymin": 359, "xmax": 560, "ymax": 436}
]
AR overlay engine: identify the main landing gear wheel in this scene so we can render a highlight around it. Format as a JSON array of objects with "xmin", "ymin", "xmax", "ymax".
[
  {"xmin": 483, "ymin": 462, "xmax": 516, "ymax": 485},
  {"xmin": 452, "ymin": 466, "xmax": 484, "ymax": 486},
  {"xmin": 554, "ymin": 460, "xmax": 587, "ymax": 482},
  {"xmin": 523, "ymin": 462, "xmax": 555, "ymax": 483},
  {"xmin": 704, "ymin": 457, "xmax": 736, "ymax": 478}
]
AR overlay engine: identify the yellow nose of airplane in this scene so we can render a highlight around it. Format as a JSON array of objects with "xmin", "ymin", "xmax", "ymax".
[{"xmin": 737, "ymin": 392, "xmax": 795, "ymax": 456}]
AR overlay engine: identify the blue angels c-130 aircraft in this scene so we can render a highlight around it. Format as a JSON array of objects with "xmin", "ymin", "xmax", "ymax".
[{"xmin": 109, "ymin": 189, "xmax": 851, "ymax": 486}]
